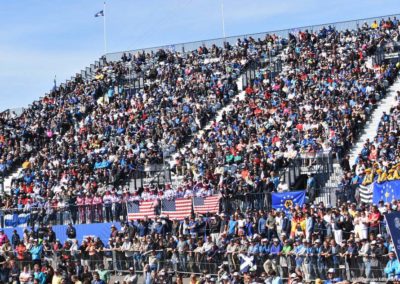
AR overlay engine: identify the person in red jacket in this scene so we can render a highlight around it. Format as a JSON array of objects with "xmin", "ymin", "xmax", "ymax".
[{"xmin": 368, "ymin": 205, "xmax": 381, "ymax": 236}]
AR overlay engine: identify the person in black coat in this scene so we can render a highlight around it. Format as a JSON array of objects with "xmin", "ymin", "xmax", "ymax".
[{"xmin": 66, "ymin": 223, "xmax": 77, "ymax": 239}]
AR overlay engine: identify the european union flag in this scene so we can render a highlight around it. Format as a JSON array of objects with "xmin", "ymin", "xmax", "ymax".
[
  {"xmin": 385, "ymin": 211, "xmax": 400, "ymax": 260},
  {"xmin": 271, "ymin": 190, "xmax": 306, "ymax": 211},
  {"xmin": 372, "ymin": 180, "xmax": 400, "ymax": 204}
]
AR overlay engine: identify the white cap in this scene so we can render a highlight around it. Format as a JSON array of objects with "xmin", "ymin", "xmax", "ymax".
[{"xmin": 328, "ymin": 268, "xmax": 335, "ymax": 273}]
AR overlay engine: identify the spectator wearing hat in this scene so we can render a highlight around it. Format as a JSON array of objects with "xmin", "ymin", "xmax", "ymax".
[
  {"xmin": 385, "ymin": 251, "xmax": 400, "ymax": 279},
  {"xmin": 333, "ymin": 211, "xmax": 344, "ymax": 245},
  {"xmin": 289, "ymin": 272, "xmax": 300, "ymax": 284},
  {"xmin": 309, "ymin": 239, "xmax": 321, "ymax": 278},
  {"xmin": 302, "ymin": 239, "xmax": 313, "ymax": 281},
  {"xmin": 121, "ymin": 237, "xmax": 133, "ymax": 270},
  {"xmin": 266, "ymin": 238, "xmax": 281, "ymax": 273},
  {"xmin": 344, "ymin": 239, "xmax": 358, "ymax": 279},
  {"xmin": 225, "ymin": 238, "xmax": 238, "ymax": 272},
  {"xmin": 325, "ymin": 268, "xmax": 339, "ymax": 284},
  {"xmin": 278, "ymin": 238, "xmax": 292, "ymax": 277},
  {"xmin": 370, "ymin": 240, "xmax": 381, "ymax": 278},
  {"xmin": 231, "ymin": 271, "xmax": 242, "ymax": 284},
  {"xmin": 293, "ymin": 239, "xmax": 306, "ymax": 275},
  {"xmin": 359, "ymin": 238, "xmax": 372, "ymax": 278}
]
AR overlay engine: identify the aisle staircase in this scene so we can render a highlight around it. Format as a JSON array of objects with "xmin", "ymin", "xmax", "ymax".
[
  {"xmin": 314, "ymin": 164, "xmax": 342, "ymax": 205},
  {"xmin": 349, "ymin": 79, "xmax": 400, "ymax": 166}
]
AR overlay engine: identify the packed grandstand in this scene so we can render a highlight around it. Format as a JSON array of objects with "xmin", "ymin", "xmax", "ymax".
[{"xmin": 0, "ymin": 14, "xmax": 400, "ymax": 284}]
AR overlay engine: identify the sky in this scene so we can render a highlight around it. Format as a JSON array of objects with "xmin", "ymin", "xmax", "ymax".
[{"xmin": 0, "ymin": 0, "xmax": 399, "ymax": 111}]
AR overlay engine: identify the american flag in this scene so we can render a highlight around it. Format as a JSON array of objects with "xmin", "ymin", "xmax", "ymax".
[
  {"xmin": 127, "ymin": 200, "xmax": 156, "ymax": 220},
  {"xmin": 161, "ymin": 198, "xmax": 192, "ymax": 220},
  {"xmin": 193, "ymin": 195, "xmax": 220, "ymax": 214}
]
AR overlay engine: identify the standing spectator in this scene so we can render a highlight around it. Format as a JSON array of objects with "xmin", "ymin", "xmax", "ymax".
[
  {"xmin": 9, "ymin": 259, "xmax": 20, "ymax": 283},
  {"xmin": 103, "ymin": 191, "xmax": 113, "ymax": 222},
  {"xmin": 66, "ymin": 223, "xmax": 77, "ymax": 240},
  {"xmin": 306, "ymin": 174, "xmax": 317, "ymax": 201},
  {"xmin": 0, "ymin": 229, "xmax": 9, "ymax": 246},
  {"xmin": 11, "ymin": 230, "xmax": 20, "ymax": 249},
  {"xmin": 121, "ymin": 237, "xmax": 133, "ymax": 270},
  {"xmin": 30, "ymin": 239, "xmax": 43, "ymax": 265},
  {"xmin": 368, "ymin": 205, "xmax": 382, "ymax": 236}
]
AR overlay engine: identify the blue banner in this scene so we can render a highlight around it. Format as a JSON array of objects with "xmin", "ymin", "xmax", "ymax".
[
  {"xmin": 3, "ymin": 222, "xmax": 121, "ymax": 246},
  {"xmin": 271, "ymin": 190, "xmax": 306, "ymax": 211},
  {"xmin": 372, "ymin": 180, "xmax": 400, "ymax": 204},
  {"xmin": 385, "ymin": 211, "xmax": 400, "ymax": 260}
]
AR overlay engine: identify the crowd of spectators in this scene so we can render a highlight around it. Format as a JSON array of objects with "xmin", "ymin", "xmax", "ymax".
[
  {"xmin": 173, "ymin": 17, "xmax": 400, "ymax": 204},
  {"xmin": 0, "ymin": 33, "xmax": 287, "ymax": 225},
  {"xmin": 0, "ymin": 16, "xmax": 400, "ymax": 284},
  {"xmin": 0, "ymin": 201, "xmax": 398, "ymax": 283}
]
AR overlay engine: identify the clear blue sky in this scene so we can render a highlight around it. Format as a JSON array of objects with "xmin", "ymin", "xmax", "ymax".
[{"xmin": 0, "ymin": 0, "xmax": 399, "ymax": 111}]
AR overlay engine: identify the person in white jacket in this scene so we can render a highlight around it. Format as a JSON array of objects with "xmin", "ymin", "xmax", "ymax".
[{"xmin": 121, "ymin": 237, "xmax": 133, "ymax": 270}]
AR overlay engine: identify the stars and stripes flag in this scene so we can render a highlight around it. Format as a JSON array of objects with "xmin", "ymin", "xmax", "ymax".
[
  {"xmin": 193, "ymin": 195, "xmax": 220, "ymax": 214},
  {"xmin": 127, "ymin": 200, "xmax": 156, "ymax": 220},
  {"xmin": 161, "ymin": 198, "xmax": 192, "ymax": 220}
]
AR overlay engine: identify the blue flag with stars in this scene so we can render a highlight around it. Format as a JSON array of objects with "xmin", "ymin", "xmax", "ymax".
[
  {"xmin": 373, "ymin": 180, "xmax": 400, "ymax": 204},
  {"xmin": 271, "ymin": 190, "xmax": 306, "ymax": 211}
]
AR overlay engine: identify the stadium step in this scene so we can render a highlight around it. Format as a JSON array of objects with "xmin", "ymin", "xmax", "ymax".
[
  {"xmin": 349, "ymin": 77, "xmax": 400, "ymax": 165},
  {"xmin": 314, "ymin": 163, "xmax": 342, "ymax": 206},
  {"xmin": 3, "ymin": 167, "xmax": 23, "ymax": 195}
]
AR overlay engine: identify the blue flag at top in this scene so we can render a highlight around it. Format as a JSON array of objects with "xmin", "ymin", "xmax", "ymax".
[
  {"xmin": 385, "ymin": 211, "xmax": 400, "ymax": 261},
  {"xmin": 372, "ymin": 180, "xmax": 400, "ymax": 204},
  {"xmin": 271, "ymin": 190, "xmax": 306, "ymax": 211},
  {"xmin": 94, "ymin": 10, "xmax": 104, "ymax": 17}
]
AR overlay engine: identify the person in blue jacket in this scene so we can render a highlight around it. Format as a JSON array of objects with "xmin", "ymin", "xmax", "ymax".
[
  {"xmin": 30, "ymin": 239, "xmax": 43, "ymax": 265},
  {"xmin": 384, "ymin": 251, "xmax": 400, "ymax": 279}
]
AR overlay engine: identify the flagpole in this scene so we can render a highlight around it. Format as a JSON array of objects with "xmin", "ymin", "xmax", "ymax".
[
  {"xmin": 103, "ymin": 1, "xmax": 107, "ymax": 55},
  {"xmin": 220, "ymin": 0, "xmax": 226, "ymax": 41}
]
